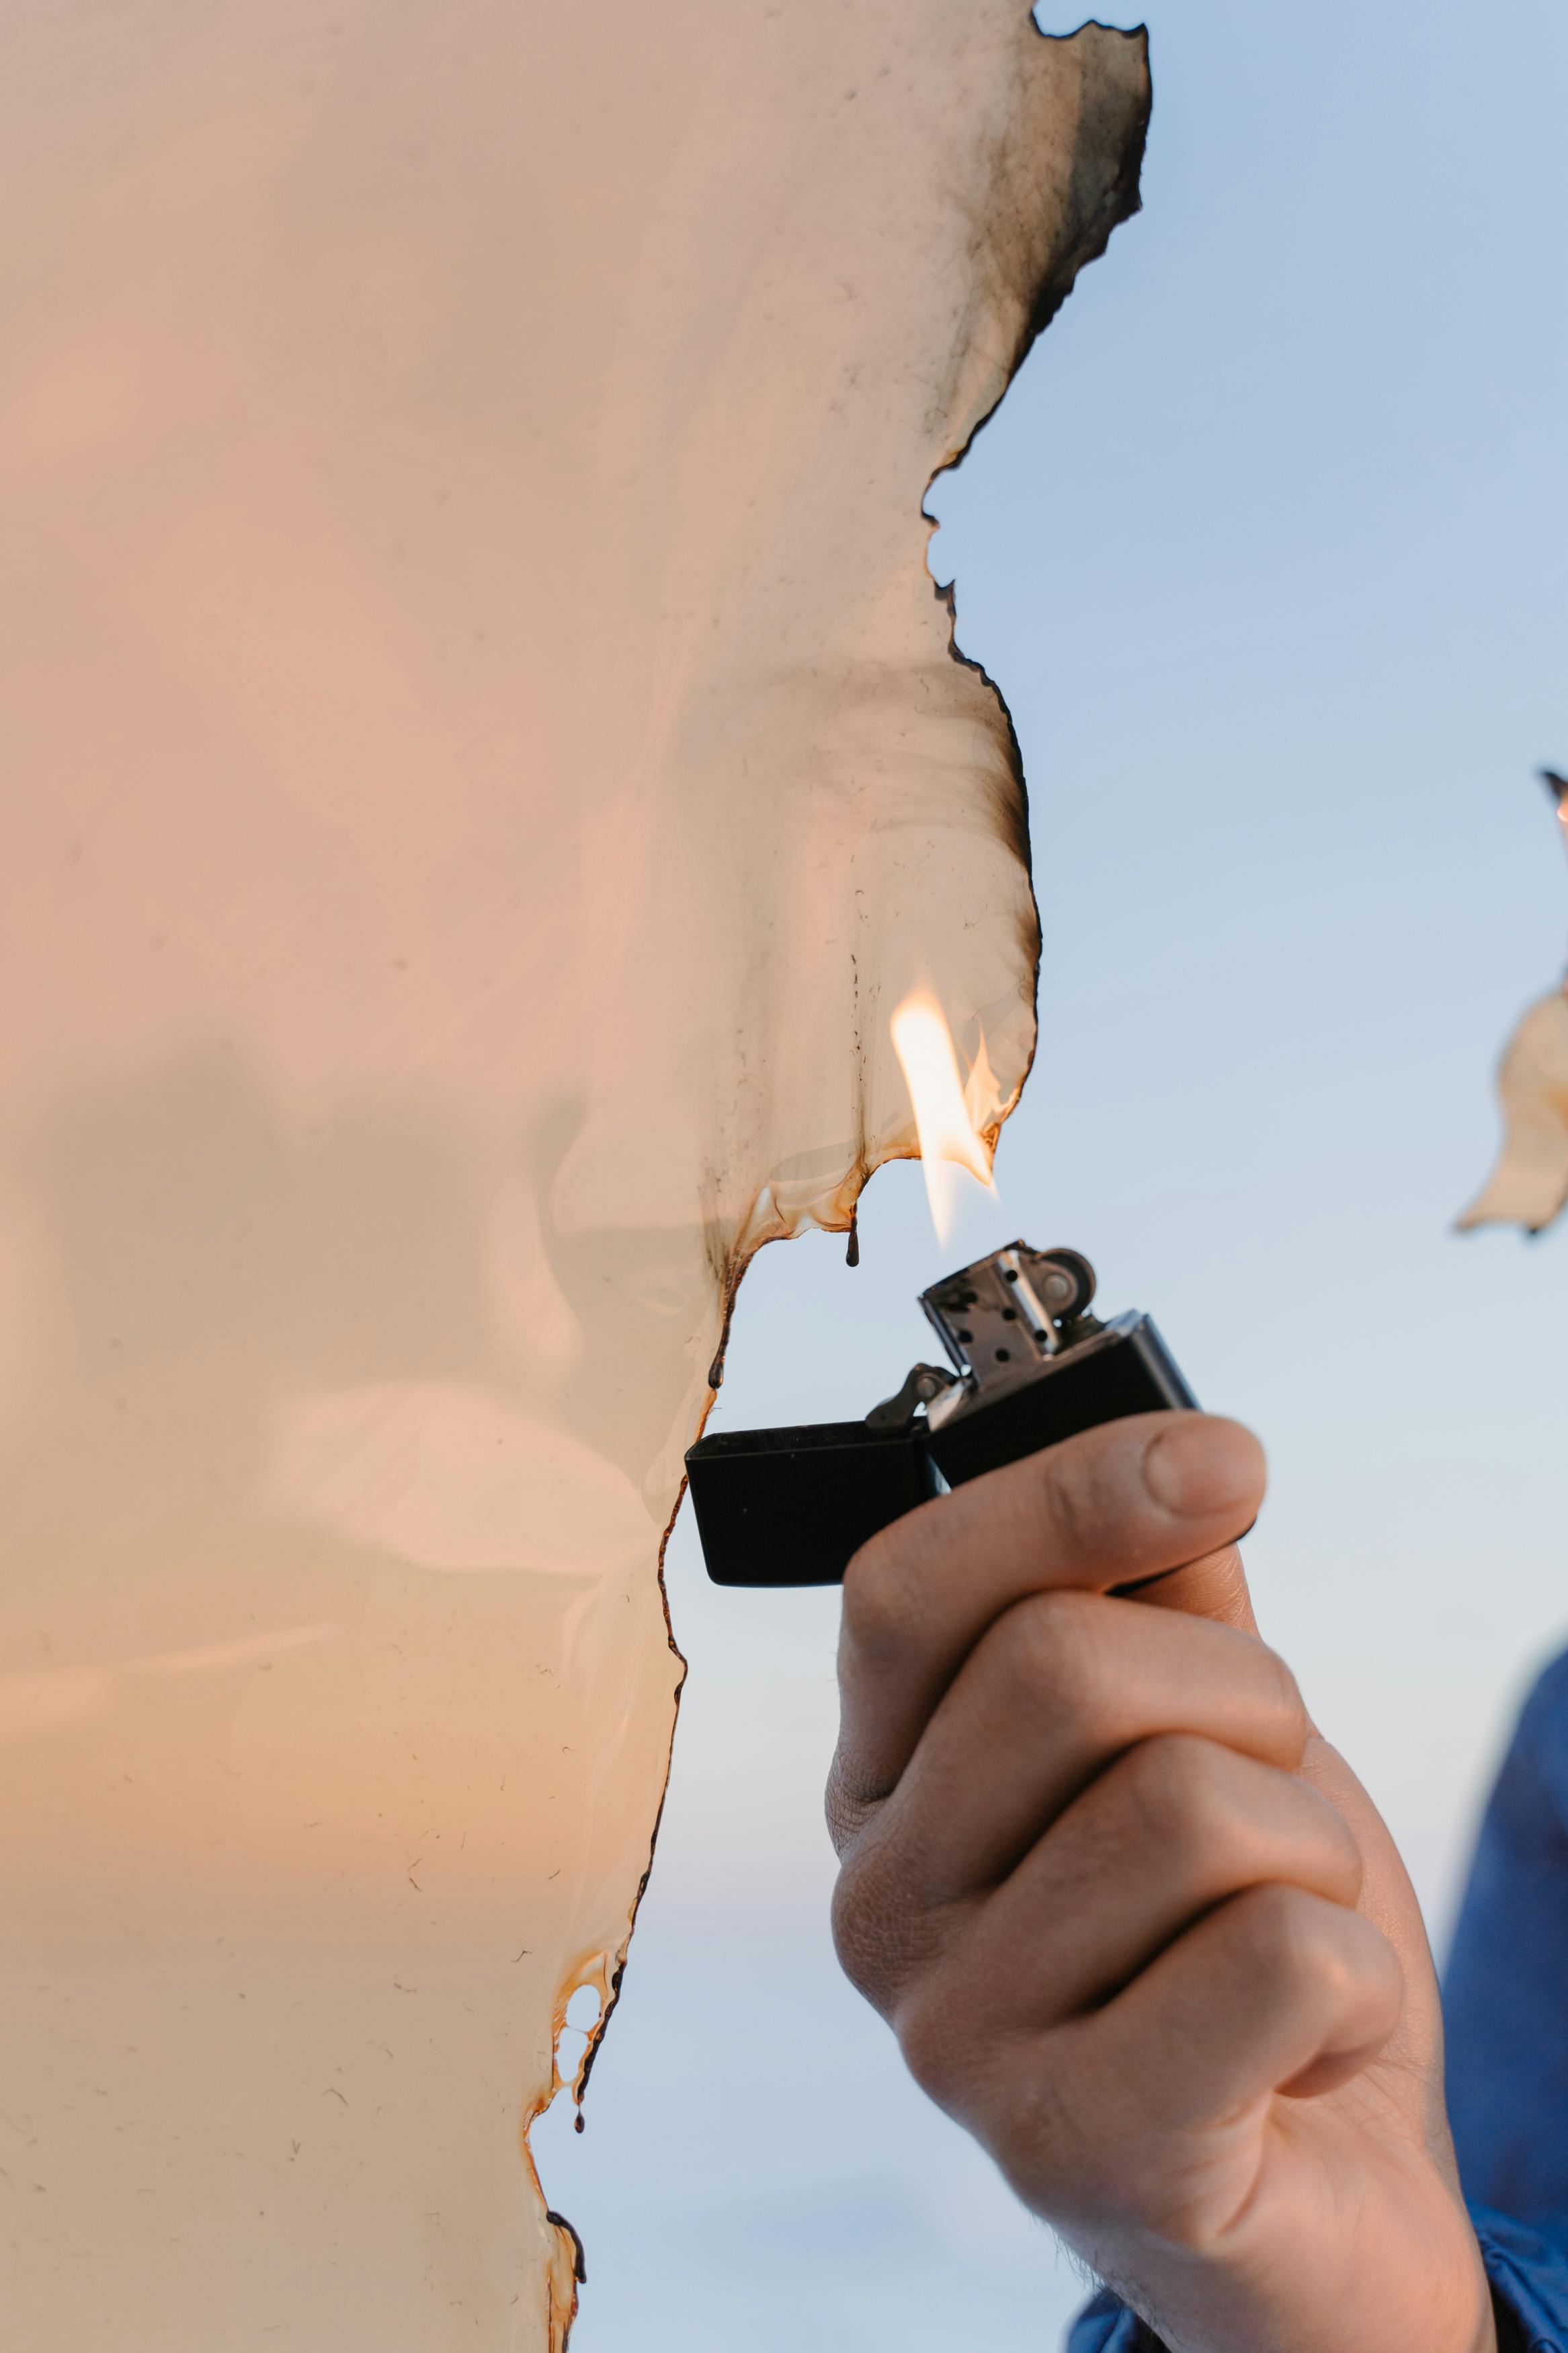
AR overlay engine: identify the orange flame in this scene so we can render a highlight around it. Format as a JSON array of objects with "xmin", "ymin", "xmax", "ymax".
[{"xmin": 889, "ymin": 990, "xmax": 997, "ymax": 1245}]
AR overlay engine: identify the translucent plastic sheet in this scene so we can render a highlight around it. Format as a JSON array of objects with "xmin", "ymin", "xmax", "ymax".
[{"xmin": 0, "ymin": 7, "xmax": 1147, "ymax": 2344}]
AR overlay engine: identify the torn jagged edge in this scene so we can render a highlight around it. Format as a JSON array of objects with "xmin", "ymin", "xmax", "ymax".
[
  {"xmin": 1020, "ymin": 22, "xmax": 1151, "ymax": 351},
  {"xmin": 1456, "ymin": 766, "xmax": 1568, "ymax": 1238},
  {"xmin": 930, "ymin": 16, "xmax": 1151, "ymax": 858},
  {"xmin": 928, "ymin": 14, "xmax": 1151, "ymax": 1096},
  {"xmin": 932, "ymin": 18, "xmax": 1151, "ymax": 495},
  {"xmin": 536, "ymin": 1492, "xmax": 690, "ymax": 2352},
  {"xmin": 701, "ymin": 22, "xmax": 1154, "ymax": 1384},
  {"xmin": 567, "ymin": 1490, "xmax": 689, "ymax": 2128},
  {"xmin": 545, "ymin": 15, "xmax": 1154, "ymax": 2296}
]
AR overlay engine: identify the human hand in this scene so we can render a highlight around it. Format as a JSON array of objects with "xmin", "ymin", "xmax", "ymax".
[{"xmin": 827, "ymin": 1413, "xmax": 1494, "ymax": 2353}]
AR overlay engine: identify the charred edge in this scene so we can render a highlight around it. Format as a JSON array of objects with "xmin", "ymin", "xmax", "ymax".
[
  {"xmin": 704, "ymin": 1246, "xmax": 748, "ymax": 1390},
  {"xmin": 845, "ymin": 1207, "xmax": 860, "ymax": 1265},
  {"xmin": 1543, "ymin": 772, "xmax": 1568, "ymax": 981},
  {"xmin": 933, "ymin": 22, "xmax": 1151, "ymax": 489},
  {"xmin": 1019, "ymin": 24, "xmax": 1153, "ymax": 356},
  {"xmin": 551, "ymin": 1232, "xmax": 755, "ymax": 2129},
  {"xmin": 571, "ymin": 1491, "xmax": 692, "ymax": 2118},
  {"xmin": 565, "ymin": 1239, "xmax": 775, "ymax": 2115},
  {"xmin": 545, "ymin": 2210, "xmax": 588, "ymax": 2287},
  {"xmin": 928, "ymin": 18, "xmax": 1151, "ymax": 1051},
  {"xmin": 934, "ymin": 574, "xmax": 1036, "ymax": 889}
]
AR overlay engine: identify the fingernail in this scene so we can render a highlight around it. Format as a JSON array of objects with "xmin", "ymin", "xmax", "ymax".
[{"xmin": 1143, "ymin": 1418, "xmax": 1263, "ymax": 1517}]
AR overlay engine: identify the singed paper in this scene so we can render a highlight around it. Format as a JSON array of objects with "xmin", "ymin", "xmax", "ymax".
[
  {"xmin": 0, "ymin": 6, "xmax": 1148, "ymax": 2343},
  {"xmin": 1459, "ymin": 987, "xmax": 1568, "ymax": 1234},
  {"xmin": 1460, "ymin": 776, "xmax": 1568, "ymax": 1236}
]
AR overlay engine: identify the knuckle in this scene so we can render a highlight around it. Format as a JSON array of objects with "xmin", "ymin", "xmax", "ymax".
[
  {"xmin": 829, "ymin": 1831, "xmax": 938, "ymax": 2011},
  {"xmin": 1233, "ymin": 1880, "xmax": 1346, "ymax": 1992},
  {"xmin": 832, "ymin": 1845, "xmax": 893, "ymax": 1995},
  {"xmin": 1118, "ymin": 1732, "xmax": 1233, "ymax": 1857},
  {"xmin": 1317, "ymin": 1800, "xmax": 1366, "ymax": 1902},
  {"xmin": 1115, "ymin": 1739, "xmax": 1361, "ymax": 1907},
  {"xmin": 829, "ymin": 1854, "xmax": 897, "ymax": 2007},
  {"xmin": 1253, "ymin": 1640, "xmax": 1311, "ymax": 1757},
  {"xmin": 1001, "ymin": 1591, "xmax": 1122, "ymax": 1743},
  {"xmin": 839, "ymin": 1527, "xmax": 918, "ymax": 1663},
  {"xmin": 823, "ymin": 1755, "xmax": 872, "ymax": 1858},
  {"xmin": 892, "ymin": 1975, "xmax": 973, "ymax": 2111}
]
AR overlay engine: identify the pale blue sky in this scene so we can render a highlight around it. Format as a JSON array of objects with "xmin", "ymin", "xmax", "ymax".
[{"xmin": 548, "ymin": 7, "xmax": 1568, "ymax": 2344}]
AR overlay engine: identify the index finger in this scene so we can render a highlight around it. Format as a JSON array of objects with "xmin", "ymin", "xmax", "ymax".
[{"xmin": 832, "ymin": 1412, "xmax": 1266, "ymax": 1819}]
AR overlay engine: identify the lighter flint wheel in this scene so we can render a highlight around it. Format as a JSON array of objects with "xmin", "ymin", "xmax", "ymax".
[{"xmin": 1028, "ymin": 1248, "xmax": 1096, "ymax": 1320}]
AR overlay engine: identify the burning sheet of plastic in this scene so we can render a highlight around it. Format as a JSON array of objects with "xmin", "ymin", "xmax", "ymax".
[
  {"xmin": 0, "ymin": 7, "xmax": 1147, "ymax": 2344},
  {"xmin": 1460, "ymin": 773, "xmax": 1568, "ymax": 1237}
]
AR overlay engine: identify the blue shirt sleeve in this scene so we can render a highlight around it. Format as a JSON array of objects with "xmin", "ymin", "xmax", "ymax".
[
  {"xmin": 1063, "ymin": 2286, "xmax": 1157, "ymax": 2352},
  {"xmin": 1064, "ymin": 2209, "xmax": 1568, "ymax": 2350},
  {"xmin": 1474, "ymin": 2209, "xmax": 1568, "ymax": 2351},
  {"xmin": 1444, "ymin": 1648, "xmax": 1568, "ymax": 2255}
]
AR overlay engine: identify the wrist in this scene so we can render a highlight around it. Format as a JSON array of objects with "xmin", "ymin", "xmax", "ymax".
[{"xmin": 1059, "ymin": 2194, "xmax": 1499, "ymax": 2353}]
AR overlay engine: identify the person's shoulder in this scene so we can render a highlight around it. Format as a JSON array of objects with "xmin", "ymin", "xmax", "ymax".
[
  {"xmin": 1516, "ymin": 1647, "xmax": 1568, "ymax": 1774},
  {"xmin": 1480, "ymin": 1645, "xmax": 1568, "ymax": 1842},
  {"xmin": 1526, "ymin": 1648, "xmax": 1568, "ymax": 1711}
]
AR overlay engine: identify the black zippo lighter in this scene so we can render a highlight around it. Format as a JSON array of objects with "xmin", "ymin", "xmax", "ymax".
[{"xmin": 684, "ymin": 1242, "xmax": 1196, "ymax": 1586}]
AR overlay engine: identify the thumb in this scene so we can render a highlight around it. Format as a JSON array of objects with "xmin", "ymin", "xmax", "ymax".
[
  {"xmin": 1122, "ymin": 1537, "xmax": 1260, "ymax": 1634},
  {"xmin": 1114, "ymin": 1410, "xmax": 1262, "ymax": 1630}
]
